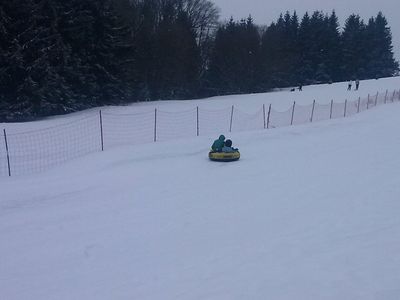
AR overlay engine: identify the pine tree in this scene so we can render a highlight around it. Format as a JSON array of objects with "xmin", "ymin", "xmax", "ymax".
[
  {"xmin": 0, "ymin": 0, "xmax": 74, "ymax": 121},
  {"xmin": 325, "ymin": 11, "xmax": 342, "ymax": 82},
  {"xmin": 58, "ymin": 0, "xmax": 135, "ymax": 105},
  {"xmin": 341, "ymin": 14, "xmax": 367, "ymax": 80},
  {"xmin": 297, "ymin": 12, "xmax": 314, "ymax": 84},
  {"xmin": 206, "ymin": 18, "xmax": 239, "ymax": 94},
  {"xmin": 309, "ymin": 11, "xmax": 330, "ymax": 83},
  {"xmin": 237, "ymin": 16, "xmax": 262, "ymax": 92},
  {"xmin": 364, "ymin": 12, "xmax": 399, "ymax": 78},
  {"xmin": 207, "ymin": 17, "xmax": 261, "ymax": 95},
  {"xmin": 260, "ymin": 11, "xmax": 301, "ymax": 88},
  {"xmin": 133, "ymin": 0, "xmax": 159, "ymax": 100},
  {"xmin": 153, "ymin": 6, "xmax": 201, "ymax": 99}
]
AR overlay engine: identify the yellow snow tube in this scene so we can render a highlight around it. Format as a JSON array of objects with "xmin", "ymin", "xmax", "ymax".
[{"xmin": 209, "ymin": 151, "xmax": 240, "ymax": 162}]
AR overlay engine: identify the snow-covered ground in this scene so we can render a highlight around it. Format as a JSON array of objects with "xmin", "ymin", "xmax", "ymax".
[
  {"xmin": 1, "ymin": 77, "xmax": 400, "ymax": 177},
  {"xmin": 2, "ymin": 76, "xmax": 400, "ymax": 132},
  {"xmin": 1, "ymin": 78, "xmax": 400, "ymax": 299}
]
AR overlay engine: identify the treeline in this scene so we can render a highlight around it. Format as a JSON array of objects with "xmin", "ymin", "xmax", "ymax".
[
  {"xmin": 0, "ymin": 0, "xmax": 398, "ymax": 121},
  {"xmin": 208, "ymin": 11, "xmax": 399, "ymax": 94}
]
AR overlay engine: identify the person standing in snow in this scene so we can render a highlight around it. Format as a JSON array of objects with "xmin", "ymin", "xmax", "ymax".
[
  {"xmin": 211, "ymin": 135, "xmax": 225, "ymax": 152},
  {"xmin": 347, "ymin": 80, "xmax": 352, "ymax": 91},
  {"xmin": 355, "ymin": 79, "xmax": 360, "ymax": 90}
]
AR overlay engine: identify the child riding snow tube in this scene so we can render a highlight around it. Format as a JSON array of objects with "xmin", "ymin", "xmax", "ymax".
[{"xmin": 209, "ymin": 139, "xmax": 240, "ymax": 162}]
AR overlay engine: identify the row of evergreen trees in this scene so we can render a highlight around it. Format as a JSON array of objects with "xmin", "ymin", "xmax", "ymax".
[
  {"xmin": 0, "ymin": 0, "xmax": 398, "ymax": 121},
  {"xmin": 208, "ymin": 11, "xmax": 399, "ymax": 94}
]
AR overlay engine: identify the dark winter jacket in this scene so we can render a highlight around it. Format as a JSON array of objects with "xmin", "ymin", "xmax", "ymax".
[
  {"xmin": 221, "ymin": 145, "xmax": 235, "ymax": 153},
  {"xmin": 211, "ymin": 135, "xmax": 225, "ymax": 152}
]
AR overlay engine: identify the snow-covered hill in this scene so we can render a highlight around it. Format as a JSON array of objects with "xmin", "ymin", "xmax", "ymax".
[
  {"xmin": 1, "ymin": 79, "xmax": 400, "ymax": 299},
  {"xmin": 2, "ymin": 76, "xmax": 400, "ymax": 131}
]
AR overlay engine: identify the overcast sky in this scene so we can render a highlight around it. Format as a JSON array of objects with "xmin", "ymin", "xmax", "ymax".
[{"xmin": 212, "ymin": 0, "xmax": 399, "ymax": 60}]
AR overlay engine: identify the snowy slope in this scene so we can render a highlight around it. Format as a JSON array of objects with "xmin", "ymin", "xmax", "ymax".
[
  {"xmin": 1, "ymin": 94, "xmax": 400, "ymax": 299},
  {"xmin": 2, "ymin": 76, "xmax": 400, "ymax": 132},
  {"xmin": 1, "ymin": 77, "xmax": 400, "ymax": 177}
]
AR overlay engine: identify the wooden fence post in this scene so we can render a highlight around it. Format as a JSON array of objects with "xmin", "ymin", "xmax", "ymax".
[
  {"xmin": 384, "ymin": 89, "xmax": 388, "ymax": 104},
  {"xmin": 357, "ymin": 97, "xmax": 361, "ymax": 113},
  {"xmin": 229, "ymin": 105, "xmax": 234, "ymax": 132},
  {"xmin": 375, "ymin": 92, "xmax": 378, "ymax": 106},
  {"xmin": 154, "ymin": 108, "xmax": 157, "ymax": 142},
  {"xmin": 196, "ymin": 106, "xmax": 199, "ymax": 136},
  {"xmin": 99, "ymin": 110, "xmax": 104, "ymax": 151},
  {"xmin": 344, "ymin": 99, "xmax": 347, "ymax": 118},
  {"xmin": 330, "ymin": 99, "xmax": 333, "ymax": 119},
  {"xmin": 3, "ymin": 129, "xmax": 11, "ymax": 177},
  {"xmin": 290, "ymin": 101, "xmax": 296, "ymax": 125},
  {"xmin": 367, "ymin": 94, "xmax": 370, "ymax": 109},
  {"xmin": 263, "ymin": 104, "xmax": 266, "ymax": 129},
  {"xmin": 267, "ymin": 104, "xmax": 272, "ymax": 129},
  {"xmin": 310, "ymin": 100, "xmax": 315, "ymax": 122}
]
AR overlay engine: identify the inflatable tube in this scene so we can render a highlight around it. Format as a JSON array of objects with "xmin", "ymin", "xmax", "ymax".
[{"xmin": 209, "ymin": 151, "xmax": 240, "ymax": 162}]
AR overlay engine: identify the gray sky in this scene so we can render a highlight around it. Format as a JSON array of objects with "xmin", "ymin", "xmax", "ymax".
[{"xmin": 212, "ymin": 0, "xmax": 400, "ymax": 60}]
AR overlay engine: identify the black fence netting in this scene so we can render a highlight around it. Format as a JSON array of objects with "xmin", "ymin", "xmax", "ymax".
[
  {"xmin": 1, "ymin": 89, "xmax": 399, "ymax": 176},
  {"xmin": 3, "ymin": 115, "xmax": 100, "ymax": 176},
  {"xmin": 233, "ymin": 107, "xmax": 264, "ymax": 132},
  {"xmin": 157, "ymin": 108, "xmax": 198, "ymax": 141},
  {"xmin": 292, "ymin": 103, "xmax": 314, "ymax": 125},
  {"xmin": 102, "ymin": 110, "xmax": 156, "ymax": 149},
  {"xmin": 198, "ymin": 107, "xmax": 232, "ymax": 136}
]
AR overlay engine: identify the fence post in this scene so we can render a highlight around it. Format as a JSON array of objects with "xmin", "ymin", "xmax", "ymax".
[
  {"xmin": 3, "ymin": 129, "xmax": 11, "ymax": 177},
  {"xmin": 263, "ymin": 104, "xmax": 266, "ymax": 129},
  {"xmin": 384, "ymin": 89, "xmax": 388, "ymax": 104},
  {"xmin": 367, "ymin": 94, "xmax": 370, "ymax": 110},
  {"xmin": 375, "ymin": 92, "xmax": 378, "ymax": 106},
  {"xmin": 344, "ymin": 99, "xmax": 347, "ymax": 118},
  {"xmin": 357, "ymin": 97, "xmax": 361, "ymax": 113},
  {"xmin": 330, "ymin": 99, "xmax": 333, "ymax": 119},
  {"xmin": 310, "ymin": 100, "xmax": 316, "ymax": 122},
  {"xmin": 398, "ymin": 89, "xmax": 400, "ymax": 101},
  {"xmin": 392, "ymin": 91, "xmax": 395, "ymax": 102},
  {"xmin": 99, "ymin": 110, "xmax": 104, "ymax": 151},
  {"xmin": 154, "ymin": 108, "xmax": 157, "ymax": 142},
  {"xmin": 290, "ymin": 101, "xmax": 296, "ymax": 125},
  {"xmin": 196, "ymin": 106, "xmax": 199, "ymax": 136},
  {"xmin": 267, "ymin": 104, "xmax": 272, "ymax": 129},
  {"xmin": 229, "ymin": 105, "xmax": 234, "ymax": 132}
]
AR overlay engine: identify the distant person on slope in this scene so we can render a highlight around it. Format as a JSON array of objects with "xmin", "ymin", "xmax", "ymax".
[
  {"xmin": 347, "ymin": 80, "xmax": 352, "ymax": 91},
  {"xmin": 355, "ymin": 79, "xmax": 360, "ymax": 90},
  {"xmin": 221, "ymin": 139, "xmax": 238, "ymax": 153},
  {"xmin": 211, "ymin": 135, "xmax": 225, "ymax": 152}
]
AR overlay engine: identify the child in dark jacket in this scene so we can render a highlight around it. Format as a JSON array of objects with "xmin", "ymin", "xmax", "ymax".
[
  {"xmin": 211, "ymin": 135, "xmax": 225, "ymax": 152},
  {"xmin": 221, "ymin": 139, "xmax": 237, "ymax": 153}
]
